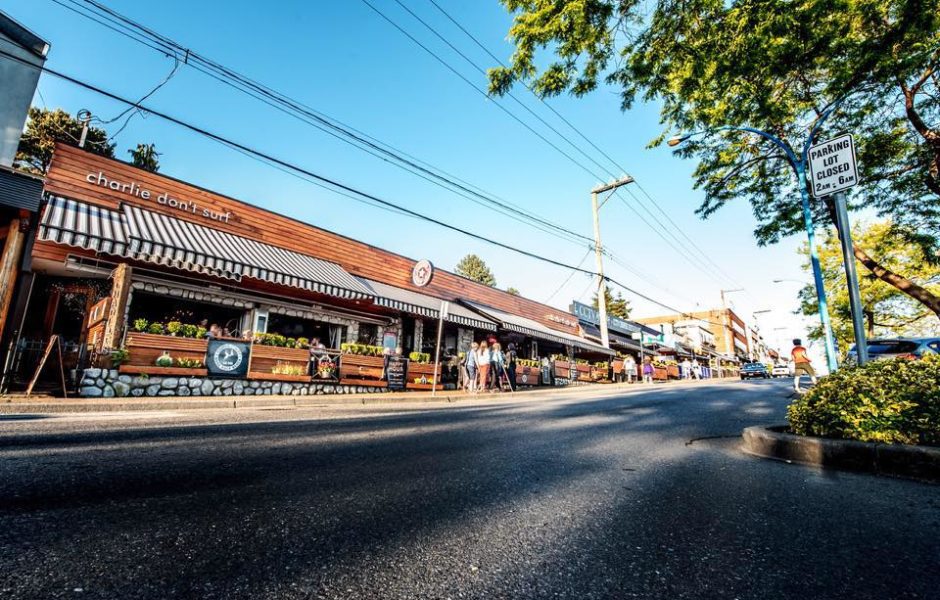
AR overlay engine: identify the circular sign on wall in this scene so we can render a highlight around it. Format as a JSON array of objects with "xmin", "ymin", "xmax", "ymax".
[
  {"xmin": 412, "ymin": 259, "xmax": 434, "ymax": 287},
  {"xmin": 212, "ymin": 342, "xmax": 245, "ymax": 373}
]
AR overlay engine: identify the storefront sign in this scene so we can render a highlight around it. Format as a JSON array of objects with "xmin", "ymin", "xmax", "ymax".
[
  {"xmin": 86, "ymin": 170, "xmax": 234, "ymax": 224},
  {"xmin": 546, "ymin": 314, "xmax": 577, "ymax": 327},
  {"xmin": 412, "ymin": 259, "xmax": 434, "ymax": 287},
  {"xmin": 205, "ymin": 339, "xmax": 251, "ymax": 378},
  {"xmin": 569, "ymin": 300, "xmax": 639, "ymax": 334},
  {"xmin": 384, "ymin": 355, "xmax": 408, "ymax": 391}
]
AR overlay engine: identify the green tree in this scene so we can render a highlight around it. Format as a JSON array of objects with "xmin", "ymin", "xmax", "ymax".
[
  {"xmin": 16, "ymin": 108, "xmax": 115, "ymax": 174},
  {"xmin": 592, "ymin": 285, "xmax": 631, "ymax": 319},
  {"xmin": 455, "ymin": 254, "xmax": 497, "ymax": 287},
  {"xmin": 129, "ymin": 143, "xmax": 160, "ymax": 172},
  {"xmin": 489, "ymin": 0, "xmax": 940, "ymax": 317},
  {"xmin": 798, "ymin": 221, "xmax": 940, "ymax": 352},
  {"xmin": 506, "ymin": 286, "xmax": 521, "ymax": 296}
]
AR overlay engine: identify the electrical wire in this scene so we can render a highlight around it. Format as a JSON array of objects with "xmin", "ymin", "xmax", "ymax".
[
  {"xmin": 58, "ymin": 0, "xmax": 594, "ymax": 248},
  {"xmin": 7, "ymin": 46, "xmax": 736, "ymax": 328},
  {"xmin": 421, "ymin": 0, "xmax": 747, "ymax": 289},
  {"xmin": 365, "ymin": 0, "xmax": 744, "ymax": 289}
]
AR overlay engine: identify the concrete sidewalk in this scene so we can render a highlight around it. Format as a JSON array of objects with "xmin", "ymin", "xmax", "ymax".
[{"xmin": 0, "ymin": 379, "xmax": 719, "ymax": 414}]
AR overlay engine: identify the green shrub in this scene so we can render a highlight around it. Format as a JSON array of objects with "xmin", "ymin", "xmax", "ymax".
[
  {"xmin": 132, "ymin": 318, "xmax": 149, "ymax": 332},
  {"xmin": 166, "ymin": 321, "xmax": 182, "ymax": 336},
  {"xmin": 787, "ymin": 355, "xmax": 940, "ymax": 446},
  {"xmin": 147, "ymin": 322, "xmax": 165, "ymax": 335},
  {"xmin": 408, "ymin": 352, "xmax": 431, "ymax": 363}
]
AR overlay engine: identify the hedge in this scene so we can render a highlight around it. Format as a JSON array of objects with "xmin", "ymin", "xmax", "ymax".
[{"xmin": 787, "ymin": 355, "xmax": 940, "ymax": 446}]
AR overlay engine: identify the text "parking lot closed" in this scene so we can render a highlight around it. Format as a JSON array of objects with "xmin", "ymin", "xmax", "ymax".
[{"xmin": 807, "ymin": 133, "xmax": 859, "ymax": 197}]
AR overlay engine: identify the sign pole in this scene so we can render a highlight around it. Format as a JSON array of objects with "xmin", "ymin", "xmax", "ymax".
[
  {"xmin": 808, "ymin": 133, "xmax": 865, "ymax": 369},
  {"xmin": 431, "ymin": 301, "xmax": 448, "ymax": 397},
  {"xmin": 833, "ymin": 192, "xmax": 869, "ymax": 364}
]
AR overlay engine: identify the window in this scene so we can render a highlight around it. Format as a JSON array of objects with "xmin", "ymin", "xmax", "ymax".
[{"xmin": 358, "ymin": 323, "xmax": 379, "ymax": 345}]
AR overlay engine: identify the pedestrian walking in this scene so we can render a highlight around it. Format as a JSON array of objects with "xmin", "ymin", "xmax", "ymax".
[
  {"xmin": 681, "ymin": 357, "xmax": 693, "ymax": 380},
  {"xmin": 692, "ymin": 358, "xmax": 702, "ymax": 380},
  {"xmin": 642, "ymin": 356, "xmax": 655, "ymax": 384},
  {"xmin": 791, "ymin": 338, "xmax": 818, "ymax": 394},
  {"xmin": 465, "ymin": 342, "xmax": 479, "ymax": 393},
  {"xmin": 622, "ymin": 354, "xmax": 636, "ymax": 383},
  {"xmin": 491, "ymin": 343, "xmax": 505, "ymax": 391},
  {"xmin": 505, "ymin": 343, "xmax": 518, "ymax": 391},
  {"xmin": 477, "ymin": 340, "xmax": 491, "ymax": 392}
]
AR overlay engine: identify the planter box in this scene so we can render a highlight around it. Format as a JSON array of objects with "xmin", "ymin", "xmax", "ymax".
[
  {"xmin": 667, "ymin": 365, "xmax": 680, "ymax": 379},
  {"xmin": 339, "ymin": 354, "xmax": 386, "ymax": 385},
  {"xmin": 591, "ymin": 366, "xmax": 610, "ymax": 382},
  {"xmin": 654, "ymin": 366, "xmax": 668, "ymax": 380},
  {"xmin": 250, "ymin": 344, "xmax": 310, "ymax": 374},
  {"xmin": 575, "ymin": 363, "xmax": 592, "ymax": 382},
  {"xmin": 118, "ymin": 365, "xmax": 208, "ymax": 377},
  {"xmin": 247, "ymin": 371, "xmax": 311, "ymax": 383},
  {"xmin": 515, "ymin": 365, "xmax": 540, "ymax": 386},
  {"xmin": 125, "ymin": 332, "xmax": 207, "ymax": 367},
  {"xmin": 553, "ymin": 360, "xmax": 571, "ymax": 379}
]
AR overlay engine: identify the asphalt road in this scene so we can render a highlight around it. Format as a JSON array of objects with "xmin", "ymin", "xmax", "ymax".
[{"xmin": 1, "ymin": 380, "xmax": 937, "ymax": 599}]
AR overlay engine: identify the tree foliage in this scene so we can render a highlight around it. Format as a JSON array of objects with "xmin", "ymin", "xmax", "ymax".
[
  {"xmin": 798, "ymin": 221, "xmax": 940, "ymax": 352},
  {"xmin": 506, "ymin": 286, "xmax": 521, "ymax": 296},
  {"xmin": 490, "ymin": 0, "xmax": 940, "ymax": 306},
  {"xmin": 129, "ymin": 143, "xmax": 160, "ymax": 172},
  {"xmin": 592, "ymin": 284, "xmax": 631, "ymax": 319},
  {"xmin": 16, "ymin": 108, "xmax": 114, "ymax": 174},
  {"xmin": 455, "ymin": 254, "xmax": 497, "ymax": 287}
]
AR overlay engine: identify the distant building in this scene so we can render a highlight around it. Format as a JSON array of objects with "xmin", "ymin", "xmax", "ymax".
[{"xmin": 636, "ymin": 308, "xmax": 750, "ymax": 361}]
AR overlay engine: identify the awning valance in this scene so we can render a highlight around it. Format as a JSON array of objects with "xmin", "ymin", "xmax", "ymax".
[
  {"xmin": 461, "ymin": 300, "xmax": 613, "ymax": 355},
  {"xmin": 39, "ymin": 197, "xmax": 373, "ymax": 300},
  {"xmin": 360, "ymin": 279, "xmax": 497, "ymax": 331}
]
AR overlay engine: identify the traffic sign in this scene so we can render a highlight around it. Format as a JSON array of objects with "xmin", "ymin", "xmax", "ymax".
[{"xmin": 807, "ymin": 133, "xmax": 859, "ymax": 197}]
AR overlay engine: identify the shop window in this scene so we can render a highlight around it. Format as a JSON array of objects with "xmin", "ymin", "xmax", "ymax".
[
  {"xmin": 266, "ymin": 313, "xmax": 346, "ymax": 349},
  {"xmin": 127, "ymin": 292, "xmax": 245, "ymax": 337},
  {"xmin": 358, "ymin": 323, "xmax": 379, "ymax": 345}
]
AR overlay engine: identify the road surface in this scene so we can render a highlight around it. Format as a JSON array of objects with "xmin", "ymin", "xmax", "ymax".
[{"xmin": 1, "ymin": 380, "xmax": 937, "ymax": 599}]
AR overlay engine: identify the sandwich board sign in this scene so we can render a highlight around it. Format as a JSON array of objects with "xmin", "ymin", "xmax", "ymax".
[{"xmin": 807, "ymin": 133, "xmax": 859, "ymax": 197}]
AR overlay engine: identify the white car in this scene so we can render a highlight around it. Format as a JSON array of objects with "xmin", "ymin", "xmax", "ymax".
[{"xmin": 771, "ymin": 364, "xmax": 791, "ymax": 378}]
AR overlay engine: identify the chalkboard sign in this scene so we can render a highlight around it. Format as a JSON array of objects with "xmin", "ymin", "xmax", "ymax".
[
  {"xmin": 541, "ymin": 365, "xmax": 552, "ymax": 385},
  {"xmin": 206, "ymin": 339, "xmax": 251, "ymax": 378},
  {"xmin": 384, "ymin": 355, "xmax": 408, "ymax": 391}
]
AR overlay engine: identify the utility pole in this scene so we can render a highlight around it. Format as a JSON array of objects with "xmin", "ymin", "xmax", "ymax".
[
  {"xmin": 591, "ymin": 176, "xmax": 634, "ymax": 348},
  {"xmin": 720, "ymin": 288, "xmax": 743, "ymax": 357},
  {"xmin": 77, "ymin": 109, "xmax": 92, "ymax": 148}
]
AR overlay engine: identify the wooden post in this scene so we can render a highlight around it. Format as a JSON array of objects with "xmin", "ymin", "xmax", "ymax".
[
  {"xmin": 102, "ymin": 263, "xmax": 132, "ymax": 351},
  {"xmin": 0, "ymin": 218, "xmax": 26, "ymax": 343}
]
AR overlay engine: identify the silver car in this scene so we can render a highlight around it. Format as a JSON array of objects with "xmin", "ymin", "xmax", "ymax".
[{"xmin": 846, "ymin": 337, "xmax": 940, "ymax": 363}]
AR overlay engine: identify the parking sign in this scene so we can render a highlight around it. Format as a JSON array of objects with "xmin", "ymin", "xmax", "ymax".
[{"xmin": 807, "ymin": 133, "xmax": 859, "ymax": 197}]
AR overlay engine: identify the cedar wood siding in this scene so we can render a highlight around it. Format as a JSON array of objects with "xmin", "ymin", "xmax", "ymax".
[{"xmin": 38, "ymin": 144, "xmax": 580, "ymax": 334}]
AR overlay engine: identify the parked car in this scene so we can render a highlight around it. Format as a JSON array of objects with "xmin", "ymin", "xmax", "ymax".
[
  {"xmin": 845, "ymin": 337, "xmax": 940, "ymax": 364},
  {"xmin": 771, "ymin": 364, "xmax": 790, "ymax": 378},
  {"xmin": 740, "ymin": 362, "xmax": 770, "ymax": 379}
]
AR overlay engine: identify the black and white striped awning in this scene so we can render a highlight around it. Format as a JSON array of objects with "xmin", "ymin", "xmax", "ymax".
[
  {"xmin": 361, "ymin": 278, "xmax": 497, "ymax": 330},
  {"xmin": 38, "ymin": 196, "xmax": 129, "ymax": 256},
  {"xmin": 39, "ymin": 196, "xmax": 373, "ymax": 300},
  {"xmin": 461, "ymin": 300, "xmax": 613, "ymax": 355}
]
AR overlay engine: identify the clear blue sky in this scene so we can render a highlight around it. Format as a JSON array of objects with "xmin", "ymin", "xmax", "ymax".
[{"xmin": 4, "ymin": 0, "xmax": 826, "ymax": 360}]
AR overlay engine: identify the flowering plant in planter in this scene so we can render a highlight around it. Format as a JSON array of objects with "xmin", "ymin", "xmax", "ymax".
[
  {"xmin": 272, "ymin": 361, "xmax": 307, "ymax": 376},
  {"xmin": 316, "ymin": 356, "xmax": 336, "ymax": 378},
  {"xmin": 176, "ymin": 357, "xmax": 204, "ymax": 369},
  {"xmin": 155, "ymin": 352, "xmax": 174, "ymax": 367},
  {"xmin": 409, "ymin": 352, "xmax": 431, "ymax": 364}
]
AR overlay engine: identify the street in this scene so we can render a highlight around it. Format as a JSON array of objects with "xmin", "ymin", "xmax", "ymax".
[{"xmin": 1, "ymin": 380, "xmax": 937, "ymax": 599}]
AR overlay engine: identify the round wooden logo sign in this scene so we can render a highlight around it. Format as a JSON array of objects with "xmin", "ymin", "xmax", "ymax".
[{"xmin": 412, "ymin": 259, "xmax": 434, "ymax": 287}]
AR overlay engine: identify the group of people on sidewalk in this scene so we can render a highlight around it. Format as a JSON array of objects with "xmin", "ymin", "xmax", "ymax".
[
  {"xmin": 460, "ymin": 338, "xmax": 518, "ymax": 393},
  {"xmin": 617, "ymin": 355, "xmax": 656, "ymax": 384}
]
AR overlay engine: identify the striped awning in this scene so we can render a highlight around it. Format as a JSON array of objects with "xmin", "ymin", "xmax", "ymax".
[
  {"xmin": 39, "ymin": 196, "xmax": 373, "ymax": 300},
  {"xmin": 461, "ymin": 300, "xmax": 613, "ymax": 355},
  {"xmin": 361, "ymin": 278, "xmax": 497, "ymax": 330},
  {"xmin": 38, "ymin": 196, "xmax": 129, "ymax": 255}
]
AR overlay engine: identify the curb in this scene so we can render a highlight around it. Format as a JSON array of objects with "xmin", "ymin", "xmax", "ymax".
[{"xmin": 742, "ymin": 425, "xmax": 940, "ymax": 483}]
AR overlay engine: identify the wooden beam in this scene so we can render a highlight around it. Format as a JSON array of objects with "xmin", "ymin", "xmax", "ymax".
[
  {"xmin": 0, "ymin": 218, "xmax": 26, "ymax": 341},
  {"xmin": 102, "ymin": 263, "xmax": 132, "ymax": 351}
]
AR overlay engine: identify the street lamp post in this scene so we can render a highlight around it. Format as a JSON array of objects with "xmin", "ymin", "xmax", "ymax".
[{"xmin": 669, "ymin": 107, "xmax": 841, "ymax": 372}]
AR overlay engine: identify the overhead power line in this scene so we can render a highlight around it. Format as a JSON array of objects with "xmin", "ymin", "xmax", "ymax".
[
  {"xmin": 7, "ymin": 47, "xmax": 729, "ymax": 326},
  {"xmin": 418, "ymin": 0, "xmax": 747, "ymax": 289},
  {"xmin": 364, "ymin": 0, "xmax": 744, "ymax": 290},
  {"xmin": 54, "ymin": 0, "xmax": 594, "ymax": 248}
]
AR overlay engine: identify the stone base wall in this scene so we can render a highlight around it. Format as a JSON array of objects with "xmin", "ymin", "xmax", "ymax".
[{"xmin": 79, "ymin": 368, "xmax": 390, "ymax": 398}]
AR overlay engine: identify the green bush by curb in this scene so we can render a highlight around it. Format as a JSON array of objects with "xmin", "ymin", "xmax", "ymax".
[{"xmin": 787, "ymin": 355, "xmax": 940, "ymax": 446}]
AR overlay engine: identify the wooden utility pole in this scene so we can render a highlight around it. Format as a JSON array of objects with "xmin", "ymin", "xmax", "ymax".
[{"xmin": 591, "ymin": 177, "xmax": 634, "ymax": 348}]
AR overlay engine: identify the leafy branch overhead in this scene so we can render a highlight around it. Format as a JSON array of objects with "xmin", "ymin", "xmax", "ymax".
[{"xmin": 489, "ymin": 0, "xmax": 940, "ymax": 313}]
